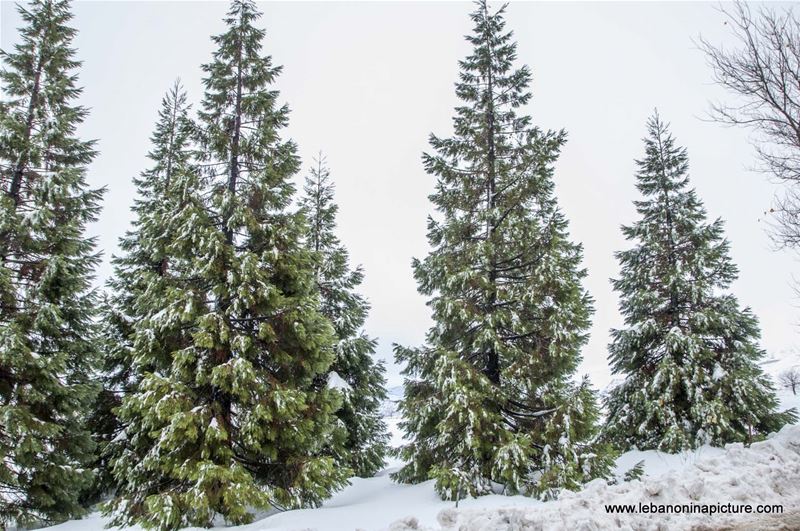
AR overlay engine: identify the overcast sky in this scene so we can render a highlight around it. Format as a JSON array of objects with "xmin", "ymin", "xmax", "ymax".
[{"xmin": 2, "ymin": 1, "xmax": 798, "ymax": 388}]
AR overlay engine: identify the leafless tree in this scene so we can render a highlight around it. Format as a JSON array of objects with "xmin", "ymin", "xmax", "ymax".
[
  {"xmin": 697, "ymin": 2, "xmax": 800, "ymax": 249},
  {"xmin": 779, "ymin": 368, "xmax": 800, "ymax": 395}
]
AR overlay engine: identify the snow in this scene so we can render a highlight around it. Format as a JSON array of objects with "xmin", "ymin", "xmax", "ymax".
[
  {"xmin": 44, "ymin": 418, "xmax": 800, "ymax": 531},
  {"xmin": 767, "ymin": 348, "xmax": 800, "ymax": 414},
  {"xmin": 406, "ymin": 424, "xmax": 800, "ymax": 530},
  {"xmin": 327, "ymin": 371, "xmax": 352, "ymax": 393},
  {"xmin": 711, "ymin": 362, "xmax": 726, "ymax": 381},
  {"xmin": 111, "ymin": 429, "xmax": 127, "ymax": 443},
  {"xmin": 613, "ymin": 444, "xmax": 725, "ymax": 480},
  {"xmin": 39, "ymin": 354, "xmax": 800, "ymax": 531},
  {"xmin": 379, "ymin": 385, "xmax": 403, "ymax": 417}
]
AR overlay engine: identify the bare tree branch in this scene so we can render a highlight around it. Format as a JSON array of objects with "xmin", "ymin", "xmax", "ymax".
[{"xmin": 697, "ymin": 1, "xmax": 800, "ymax": 249}]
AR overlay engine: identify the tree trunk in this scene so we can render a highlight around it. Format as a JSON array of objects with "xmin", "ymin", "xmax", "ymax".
[
  {"xmin": 8, "ymin": 55, "xmax": 43, "ymax": 207},
  {"xmin": 484, "ymin": 7, "xmax": 500, "ymax": 387},
  {"xmin": 656, "ymin": 128, "xmax": 680, "ymax": 332},
  {"xmin": 215, "ymin": 17, "xmax": 245, "ymax": 445}
]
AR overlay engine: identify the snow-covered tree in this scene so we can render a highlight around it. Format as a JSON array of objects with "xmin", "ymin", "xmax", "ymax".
[
  {"xmin": 87, "ymin": 81, "xmax": 194, "ymax": 503},
  {"xmin": 393, "ymin": 0, "xmax": 612, "ymax": 501},
  {"xmin": 604, "ymin": 113, "xmax": 796, "ymax": 453},
  {"xmin": 299, "ymin": 154, "xmax": 388, "ymax": 478},
  {"xmin": 106, "ymin": 2, "xmax": 349, "ymax": 528},
  {"xmin": 104, "ymin": 94, "xmax": 215, "ymax": 530},
  {"xmin": 0, "ymin": 0, "xmax": 103, "ymax": 525}
]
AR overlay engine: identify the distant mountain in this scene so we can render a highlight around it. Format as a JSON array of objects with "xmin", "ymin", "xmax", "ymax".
[{"xmin": 380, "ymin": 385, "xmax": 404, "ymax": 417}]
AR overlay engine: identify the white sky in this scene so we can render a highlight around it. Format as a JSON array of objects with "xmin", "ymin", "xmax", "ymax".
[{"xmin": 2, "ymin": 1, "xmax": 798, "ymax": 389}]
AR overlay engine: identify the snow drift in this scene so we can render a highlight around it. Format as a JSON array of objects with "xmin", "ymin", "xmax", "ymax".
[{"xmin": 390, "ymin": 424, "xmax": 800, "ymax": 531}]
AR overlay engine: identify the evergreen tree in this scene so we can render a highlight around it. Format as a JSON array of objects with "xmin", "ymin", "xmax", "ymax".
[
  {"xmin": 0, "ymin": 0, "xmax": 103, "ymax": 525},
  {"xmin": 394, "ymin": 0, "xmax": 612, "ymax": 501},
  {"xmin": 105, "ymin": 91, "xmax": 214, "ymax": 530},
  {"xmin": 88, "ymin": 81, "xmax": 194, "ymax": 503},
  {"xmin": 106, "ymin": 2, "xmax": 349, "ymax": 528},
  {"xmin": 299, "ymin": 154, "xmax": 388, "ymax": 478},
  {"xmin": 604, "ymin": 113, "xmax": 797, "ymax": 453}
]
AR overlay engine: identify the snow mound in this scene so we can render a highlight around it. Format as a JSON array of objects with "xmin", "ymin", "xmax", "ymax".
[
  {"xmin": 327, "ymin": 371, "xmax": 352, "ymax": 392},
  {"xmin": 390, "ymin": 424, "xmax": 800, "ymax": 531}
]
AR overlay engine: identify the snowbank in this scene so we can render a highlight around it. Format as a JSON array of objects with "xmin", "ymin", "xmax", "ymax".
[
  {"xmin": 45, "ymin": 423, "xmax": 800, "ymax": 531},
  {"xmin": 40, "ymin": 362, "xmax": 800, "ymax": 531},
  {"xmin": 391, "ymin": 424, "xmax": 800, "ymax": 531}
]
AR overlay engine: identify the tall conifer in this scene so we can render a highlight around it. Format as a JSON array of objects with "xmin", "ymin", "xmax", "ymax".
[
  {"xmin": 0, "ymin": 0, "xmax": 103, "ymax": 525},
  {"xmin": 104, "ymin": 86, "xmax": 216, "ymax": 529},
  {"xmin": 299, "ymin": 155, "xmax": 388, "ymax": 478},
  {"xmin": 604, "ymin": 114, "xmax": 796, "ymax": 452},
  {"xmin": 89, "ymin": 81, "xmax": 194, "ymax": 502},
  {"xmin": 107, "ymin": 2, "xmax": 349, "ymax": 528},
  {"xmin": 394, "ymin": 1, "xmax": 611, "ymax": 501}
]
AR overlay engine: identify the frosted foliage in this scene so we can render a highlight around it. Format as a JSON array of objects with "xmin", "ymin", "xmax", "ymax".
[{"xmin": 604, "ymin": 114, "xmax": 796, "ymax": 453}]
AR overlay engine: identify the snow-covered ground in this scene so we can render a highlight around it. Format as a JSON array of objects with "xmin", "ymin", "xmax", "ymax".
[
  {"xmin": 395, "ymin": 424, "xmax": 800, "ymax": 531},
  {"xmin": 42, "ymin": 360, "xmax": 800, "ymax": 531}
]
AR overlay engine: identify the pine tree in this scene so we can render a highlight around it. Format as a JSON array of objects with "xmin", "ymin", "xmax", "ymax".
[
  {"xmin": 299, "ymin": 154, "xmax": 388, "ymax": 478},
  {"xmin": 0, "ymin": 0, "xmax": 103, "ymax": 525},
  {"xmin": 104, "ymin": 90, "xmax": 214, "ymax": 530},
  {"xmin": 106, "ymin": 2, "xmax": 349, "ymax": 528},
  {"xmin": 87, "ymin": 81, "xmax": 194, "ymax": 503},
  {"xmin": 393, "ymin": 0, "xmax": 612, "ymax": 501},
  {"xmin": 604, "ymin": 113, "xmax": 797, "ymax": 453}
]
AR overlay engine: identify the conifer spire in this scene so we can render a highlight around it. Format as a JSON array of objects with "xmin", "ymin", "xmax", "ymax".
[
  {"xmin": 0, "ymin": 0, "xmax": 103, "ymax": 525},
  {"xmin": 106, "ymin": 3, "xmax": 349, "ymax": 528},
  {"xmin": 87, "ymin": 80, "xmax": 194, "ymax": 504},
  {"xmin": 394, "ymin": 0, "xmax": 611, "ymax": 501},
  {"xmin": 604, "ymin": 112, "xmax": 797, "ymax": 452},
  {"xmin": 299, "ymin": 154, "xmax": 389, "ymax": 477}
]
